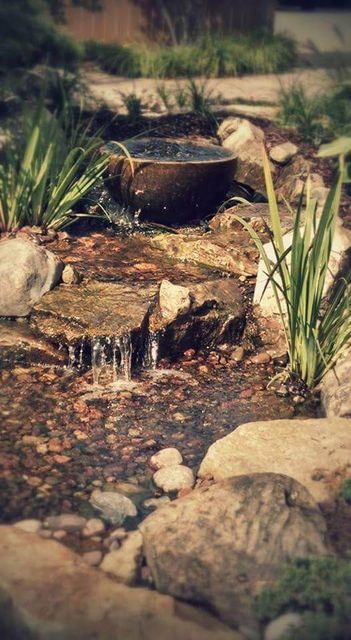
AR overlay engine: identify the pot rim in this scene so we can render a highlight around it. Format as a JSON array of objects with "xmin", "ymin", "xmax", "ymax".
[{"xmin": 105, "ymin": 137, "xmax": 236, "ymax": 167}]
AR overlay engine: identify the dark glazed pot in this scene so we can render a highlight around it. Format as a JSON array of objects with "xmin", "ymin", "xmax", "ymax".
[{"xmin": 105, "ymin": 137, "xmax": 236, "ymax": 225}]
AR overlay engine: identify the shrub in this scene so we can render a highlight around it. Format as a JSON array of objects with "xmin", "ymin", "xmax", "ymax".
[
  {"xmin": 255, "ymin": 557, "xmax": 351, "ymax": 640},
  {"xmin": 234, "ymin": 147, "xmax": 351, "ymax": 388},
  {"xmin": 84, "ymin": 32, "xmax": 296, "ymax": 79},
  {"xmin": 278, "ymin": 82, "xmax": 351, "ymax": 144},
  {"xmin": 0, "ymin": 0, "xmax": 82, "ymax": 73},
  {"xmin": 0, "ymin": 102, "xmax": 109, "ymax": 232}
]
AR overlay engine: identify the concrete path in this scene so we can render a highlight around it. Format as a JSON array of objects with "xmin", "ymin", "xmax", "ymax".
[{"xmin": 82, "ymin": 65, "xmax": 333, "ymax": 120}]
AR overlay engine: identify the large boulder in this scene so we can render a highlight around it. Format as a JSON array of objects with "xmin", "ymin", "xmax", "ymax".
[
  {"xmin": 150, "ymin": 278, "xmax": 246, "ymax": 357},
  {"xmin": 253, "ymin": 216, "xmax": 351, "ymax": 319},
  {"xmin": 0, "ymin": 237, "xmax": 63, "ymax": 316},
  {"xmin": 0, "ymin": 525, "xmax": 242, "ymax": 640},
  {"xmin": 218, "ymin": 117, "xmax": 269, "ymax": 193},
  {"xmin": 140, "ymin": 473, "xmax": 330, "ymax": 631},
  {"xmin": 198, "ymin": 418, "xmax": 351, "ymax": 504},
  {"xmin": 321, "ymin": 348, "xmax": 351, "ymax": 418}
]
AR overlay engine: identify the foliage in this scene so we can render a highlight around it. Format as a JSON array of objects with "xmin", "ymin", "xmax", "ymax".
[
  {"xmin": 84, "ymin": 32, "xmax": 296, "ymax": 79},
  {"xmin": 234, "ymin": 148, "xmax": 351, "ymax": 388},
  {"xmin": 0, "ymin": 102, "xmax": 109, "ymax": 232},
  {"xmin": 0, "ymin": 0, "xmax": 82, "ymax": 73},
  {"xmin": 254, "ymin": 557, "xmax": 351, "ymax": 640},
  {"xmin": 339, "ymin": 478, "xmax": 351, "ymax": 504},
  {"xmin": 121, "ymin": 93, "xmax": 143, "ymax": 123},
  {"xmin": 278, "ymin": 82, "xmax": 351, "ymax": 144}
]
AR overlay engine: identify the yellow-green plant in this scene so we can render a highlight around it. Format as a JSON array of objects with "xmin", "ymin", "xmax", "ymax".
[
  {"xmin": 0, "ymin": 104, "xmax": 109, "ymax": 232},
  {"xmin": 234, "ymin": 148, "xmax": 351, "ymax": 388}
]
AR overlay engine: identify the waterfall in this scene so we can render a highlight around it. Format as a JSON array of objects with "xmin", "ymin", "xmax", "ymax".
[
  {"xmin": 91, "ymin": 338, "xmax": 107, "ymax": 385},
  {"xmin": 119, "ymin": 333, "xmax": 132, "ymax": 381},
  {"xmin": 67, "ymin": 344, "xmax": 76, "ymax": 370},
  {"xmin": 144, "ymin": 330, "xmax": 160, "ymax": 370}
]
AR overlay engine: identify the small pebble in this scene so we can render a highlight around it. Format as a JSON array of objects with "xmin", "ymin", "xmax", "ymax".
[{"xmin": 82, "ymin": 550, "xmax": 102, "ymax": 567}]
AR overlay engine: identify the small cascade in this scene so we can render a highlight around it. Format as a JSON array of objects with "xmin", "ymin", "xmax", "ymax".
[
  {"xmin": 144, "ymin": 329, "xmax": 160, "ymax": 370},
  {"xmin": 118, "ymin": 333, "xmax": 132, "ymax": 381},
  {"xmin": 91, "ymin": 338, "xmax": 107, "ymax": 385},
  {"xmin": 112, "ymin": 337, "xmax": 120, "ymax": 383},
  {"xmin": 67, "ymin": 344, "xmax": 76, "ymax": 370},
  {"xmin": 77, "ymin": 340, "xmax": 84, "ymax": 370}
]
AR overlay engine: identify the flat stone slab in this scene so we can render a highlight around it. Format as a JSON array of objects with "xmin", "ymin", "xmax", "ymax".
[
  {"xmin": 198, "ymin": 418, "xmax": 351, "ymax": 504},
  {"xmin": 31, "ymin": 281, "xmax": 158, "ymax": 344},
  {"xmin": 0, "ymin": 525, "xmax": 242, "ymax": 640}
]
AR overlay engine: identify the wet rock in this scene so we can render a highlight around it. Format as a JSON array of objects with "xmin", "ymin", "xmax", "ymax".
[
  {"xmin": 154, "ymin": 278, "xmax": 246, "ymax": 357},
  {"xmin": 321, "ymin": 347, "xmax": 351, "ymax": 418},
  {"xmin": 62, "ymin": 264, "xmax": 82, "ymax": 285},
  {"xmin": 82, "ymin": 518, "xmax": 105, "ymax": 537},
  {"xmin": 153, "ymin": 465, "xmax": 195, "ymax": 493},
  {"xmin": 100, "ymin": 530, "xmax": 144, "ymax": 585},
  {"xmin": 44, "ymin": 514, "xmax": 87, "ymax": 532},
  {"xmin": 269, "ymin": 142, "xmax": 298, "ymax": 165},
  {"xmin": 151, "ymin": 233, "xmax": 256, "ymax": 277},
  {"xmin": 14, "ymin": 519, "xmax": 41, "ymax": 534},
  {"xmin": 31, "ymin": 280, "xmax": 158, "ymax": 345},
  {"xmin": 250, "ymin": 352, "xmax": 271, "ymax": 365},
  {"xmin": 219, "ymin": 117, "xmax": 269, "ymax": 193},
  {"xmin": 143, "ymin": 496, "xmax": 171, "ymax": 510},
  {"xmin": 150, "ymin": 448, "xmax": 183, "ymax": 470},
  {"xmin": 264, "ymin": 613, "xmax": 302, "ymax": 640},
  {"xmin": 198, "ymin": 418, "xmax": 351, "ymax": 505},
  {"xmin": 159, "ymin": 280, "xmax": 191, "ymax": 323},
  {"xmin": 209, "ymin": 203, "xmax": 294, "ymax": 237},
  {"xmin": 90, "ymin": 490, "xmax": 137, "ymax": 525},
  {"xmin": 0, "ymin": 526, "xmax": 241, "ymax": 640},
  {"xmin": 0, "ymin": 320, "xmax": 65, "ymax": 366},
  {"xmin": 230, "ymin": 346, "xmax": 245, "ymax": 362},
  {"xmin": 140, "ymin": 473, "xmax": 329, "ymax": 630},
  {"xmin": 0, "ymin": 237, "xmax": 63, "ymax": 317}
]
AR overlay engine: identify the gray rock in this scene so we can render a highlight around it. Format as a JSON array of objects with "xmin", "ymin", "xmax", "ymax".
[
  {"xmin": 0, "ymin": 525, "xmax": 242, "ymax": 640},
  {"xmin": 100, "ymin": 530, "xmax": 144, "ymax": 585},
  {"xmin": 0, "ymin": 237, "xmax": 63, "ymax": 316},
  {"xmin": 269, "ymin": 142, "xmax": 298, "ymax": 165},
  {"xmin": 153, "ymin": 465, "xmax": 195, "ymax": 493},
  {"xmin": 140, "ymin": 473, "xmax": 329, "ymax": 630},
  {"xmin": 198, "ymin": 418, "xmax": 351, "ymax": 505},
  {"xmin": 150, "ymin": 448, "xmax": 183, "ymax": 470},
  {"xmin": 90, "ymin": 490, "xmax": 137, "ymax": 525},
  {"xmin": 159, "ymin": 280, "xmax": 191, "ymax": 323},
  {"xmin": 264, "ymin": 613, "xmax": 302, "ymax": 640},
  {"xmin": 44, "ymin": 514, "xmax": 87, "ymax": 532}
]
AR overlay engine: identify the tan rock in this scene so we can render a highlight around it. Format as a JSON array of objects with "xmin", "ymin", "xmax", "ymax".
[
  {"xmin": 198, "ymin": 418, "xmax": 351, "ymax": 504},
  {"xmin": 0, "ymin": 525, "xmax": 241, "ymax": 640},
  {"xmin": 140, "ymin": 473, "xmax": 329, "ymax": 631},
  {"xmin": 159, "ymin": 280, "xmax": 191, "ymax": 323},
  {"xmin": 269, "ymin": 142, "xmax": 298, "ymax": 165},
  {"xmin": 100, "ymin": 530, "xmax": 144, "ymax": 585}
]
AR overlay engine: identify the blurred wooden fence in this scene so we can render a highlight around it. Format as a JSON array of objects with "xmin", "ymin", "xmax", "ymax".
[{"xmin": 63, "ymin": 0, "xmax": 275, "ymax": 44}]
